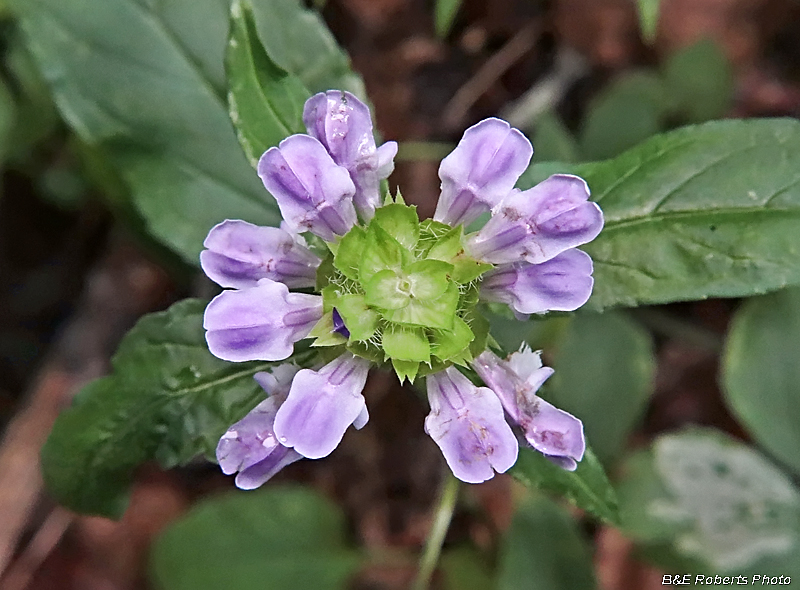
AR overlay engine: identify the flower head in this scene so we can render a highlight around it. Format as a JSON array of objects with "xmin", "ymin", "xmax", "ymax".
[{"xmin": 205, "ymin": 92, "xmax": 603, "ymax": 487}]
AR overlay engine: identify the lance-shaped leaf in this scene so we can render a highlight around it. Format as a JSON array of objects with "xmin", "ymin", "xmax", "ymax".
[
  {"xmin": 226, "ymin": 0, "xmax": 309, "ymax": 167},
  {"xmin": 519, "ymin": 119, "xmax": 800, "ymax": 310},
  {"xmin": 510, "ymin": 446, "xmax": 619, "ymax": 524},
  {"xmin": 40, "ymin": 299, "xmax": 296, "ymax": 518}
]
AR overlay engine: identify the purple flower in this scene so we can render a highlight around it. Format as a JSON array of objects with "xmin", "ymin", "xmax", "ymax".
[
  {"xmin": 425, "ymin": 367, "xmax": 519, "ymax": 483},
  {"xmin": 216, "ymin": 365, "xmax": 303, "ymax": 489},
  {"xmin": 273, "ymin": 352, "xmax": 371, "ymax": 459},
  {"xmin": 304, "ymin": 91, "xmax": 398, "ymax": 221},
  {"xmin": 479, "ymin": 249, "xmax": 594, "ymax": 315},
  {"xmin": 472, "ymin": 348, "xmax": 585, "ymax": 470},
  {"xmin": 258, "ymin": 134, "xmax": 357, "ymax": 241},
  {"xmin": 200, "ymin": 220, "xmax": 322, "ymax": 290},
  {"xmin": 434, "ymin": 118, "xmax": 533, "ymax": 227},
  {"xmin": 465, "ymin": 174, "xmax": 604, "ymax": 265},
  {"xmin": 203, "ymin": 278, "xmax": 322, "ymax": 362}
]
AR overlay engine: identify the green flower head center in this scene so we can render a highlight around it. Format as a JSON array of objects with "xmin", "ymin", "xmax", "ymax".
[{"xmin": 310, "ymin": 196, "xmax": 493, "ymax": 383}]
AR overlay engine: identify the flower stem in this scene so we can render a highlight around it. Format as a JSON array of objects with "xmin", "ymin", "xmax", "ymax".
[{"xmin": 411, "ymin": 472, "xmax": 460, "ymax": 590}]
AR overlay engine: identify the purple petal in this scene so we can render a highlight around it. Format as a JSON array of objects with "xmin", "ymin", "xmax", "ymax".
[
  {"xmin": 425, "ymin": 367, "xmax": 519, "ymax": 484},
  {"xmin": 253, "ymin": 365, "xmax": 300, "ymax": 398},
  {"xmin": 465, "ymin": 174, "xmax": 604, "ymax": 264},
  {"xmin": 331, "ymin": 308, "xmax": 351, "ymax": 339},
  {"xmin": 235, "ymin": 445, "xmax": 303, "ymax": 489},
  {"xmin": 216, "ymin": 387, "xmax": 303, "ymax": 490},
  {"xmin": 472, "ymin": 349, "xmax": 553, "ymax": 423},
  {"xmin": 303, "ymin": 91, "xmax": 397, "ymax": 221},
  {"xmin": 200, "ymin": 220, "xmax": 322, "ymax": 289},
  {"xmin": 273, "ymin": 353, "xmax": 371, "ymax": 459},
  {"xmin": 480, "ymin": 249, "xmax": 594, "ymax": 314},
  {"xmin": 434, "ymin": 118, "xmax": 533, "ymax": 227},
  {"xmin": 258, "ymin": 135, "xmax": 357, "ymax": 241},
  {"xmin": 203, "ymin": 279, "xmax": 322, "ymax": 362},
  {"xmin": 472, "ymin": 348, "xmax": 584, "ymax": 469},
  {"xmin": 352, "ymin": 402, "xmax": 369, "ymax": 430},
  {"xmin": 522, "ymin": 397, "xmax": 585, "ymax": 465}
]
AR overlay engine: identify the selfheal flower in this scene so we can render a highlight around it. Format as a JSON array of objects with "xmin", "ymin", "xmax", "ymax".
[
  {"xmin": 479, "ymin": 249, "xmax": 594, "ymax": 315},
  {"xmin": 473, "ymin": 347, "xmax": 585, "ymax": 470},
  {"xmin": 465, "ymin": 174, "xmax": 604, "ymax": 265},
  {"xmin": 274, "ymin": 352, "xmax": 371, "ymax": 459},
  {"xmin": 304, "ymin": 90, "xmax": 398, "ymax": 221},
  {"xmin": 425, "ymin": 367, "xmax": 519, "ymax": 483},
  {"xmin": 200, "ymin": 220, "xmax": 321, "ymax": 289},
  {"xmin": 258, "ymin": 134, "xmax": 357, "ymax": 241},
  {"xmin": 216, "ymin": 365, "xmax": 303, "ymax": 489},
  {"xmin": 434, "ymin": 118, "xmax": 533, "ymax": 227},
  {"xmin": 204, "ymin": 278, "xmax": 322, "ymax": 362}
]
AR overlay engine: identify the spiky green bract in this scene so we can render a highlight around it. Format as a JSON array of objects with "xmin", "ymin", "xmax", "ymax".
[{"xmin": 315, "ymin": 199, "xmax": 492, "ymax": 382}]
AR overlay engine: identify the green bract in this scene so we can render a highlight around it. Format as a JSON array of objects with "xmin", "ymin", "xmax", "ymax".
[{"xmin": 315, "ymin": 196, "xmax": 491, "ymax": 382}]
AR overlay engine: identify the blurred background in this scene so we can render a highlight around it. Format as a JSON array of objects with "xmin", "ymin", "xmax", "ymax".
[{"xmin": 1, "ymin": 0, "xmax": 800, "ymax": 588}]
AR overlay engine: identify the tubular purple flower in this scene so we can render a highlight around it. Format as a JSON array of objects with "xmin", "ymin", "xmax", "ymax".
[
  {"xmin": 216, "ymin": 365, "xmax": 303, "ymax": 490},
  {"xmin": 472, "ymin": 348, "xmax": 585, "ymax": 470},
  {"xmin": 425, "ymin": 367, "xmax": 519, "ymax": 484},
  {"xmin": 465, "ymin": 174, "xmax": 603, "ymax": 265},
  {"xmin": 273, "ymin": 352, "xmax": 371, "ymax": 459},
  {"xmin": 258, "ymin": 134, "xmax": 357, "ymax": 241},
  {"xmin": 479, "ymin": 249, "xmax": 594, "ymax": 315},
  {"xmin": 203, "ymin": 278, "xmax": 322, "ymax": 362},
  {"xmin": 434, "ymin": 118, "xmax": 533, "ymax": 227},
  {"xmin": 303, "ymin": 90, "xmax": 398, "ymax": 221},
  {"xmin": 200, "ymin": 220, "xmax": 322, "ymax": 290}
]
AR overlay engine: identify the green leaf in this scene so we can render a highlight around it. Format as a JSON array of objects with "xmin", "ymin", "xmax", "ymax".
[
  {"xmin": 579, "ymin": 71, "xmax": 667, "ymax": 161},
  {"xmin": 384, "ymin": 282, "xmax": 459, "ymax": 329},
  {"xmin": 722, "ymin": 287, "xmax": 800, "ymax": 477},
  {"xmin": 335, "ymin": 294, "xmax": 379, "ymax": 341},
  {"xmin": 308, "ymin": 311, "xmax": 348, "ymax": 346},
  {"xmin": 333, "ymin": 225, "xmax": 366, "ymax": 281},
  {"xmin": 226, "ymin": 0, "xmax": 309, "ymax": 167},
  {"xmin": 435, "ymin": 0, "xmax": 461, "ymax": 38},
  {"xmin": 663, "ymin": 38, "xmax": 733, "ymax": 124},
  {"xmin": 430, "ymin": 316, "xmax": 474, "ymax": 362},
  {"xmin": 636, "ymin": 0, "xmax": 660, "ymax": 43},
  {"xmin": 249, "ymin": 0, "xmax": 365, "ymax": 97},
  {"xmin": 371, "ymin": 203, "xmax": 420, "ymax": 250},
  {"xmin": 359, "ymin": 223, "xmax": 410, "ymax": 283},
  {"xmin": 150, "ymin": 486, "xmax": 361, "ymax": 590},
  {"xmin": 542, "ymin": 311, "xmax": 656, "ymax": 465},
  {"xmin": 425, "ymin": 226, "xmax": 492, "ymax": 284},
  {"xmin": 497, "ymin": 497, "xmax": 597, "ymax": 590},
  {"xmin": 520, "ymin": 119, "xmax": 800, "ymax": 310},
  {"xmin": 510, "ymin": 446, "xmax": 619, "ymax": 524},
  {"xmin": 40, "ymin": 299, "xmax": 277, "ymax": 518},
  {"xmin": 382, "ymin": 325, "xmax": 430, "ymax": 362},
  {"xmin": 405, "ymin": 259, "xmax": 453, "ymax": 300},
  {"xmin": 617, "ymin": 428, "xmax": 800, "ymax": 576},
  {"xmin": 364, "ymin": 269, "xmax": 411, "ymax": 310},
  {"xmin": 391, "ymin": 359, "xmax": 420, "ymax": 384},
  {"xmin": 13, "ymin": 0, "xmax": 283, "ymax": 264}
]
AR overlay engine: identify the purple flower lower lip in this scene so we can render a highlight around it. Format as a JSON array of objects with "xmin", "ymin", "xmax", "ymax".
[
  {"xmin": 200, "ymin": 220, "xmax": 322, "ymax": 290},
  {"xmin": 203, "ymin": 278, "xmax": 322, "ymax": 362},
  {"xmin": 424, "ymin": 367, "xmax": 519, "ymax": 483},
  {"xmin": 434, "ymin": 118, "xmax": 533, "ymax": 227},
  {"xmin": 303, "ymin": 90, "xmax": 397, "ymax": 221},
  {"xmin": 273, "ymin": 353, "xmax": 371, "ymax": 459},
  {"xmin": 216, "ymin": 366, "xmax": 303, "ymax": 490},
  {"xmin": 332, "ymin": 308, "xmax": 351, "ymax": 339},
  {"xmin": 472, "ymin": 348, "xmax": 584, "ymax": 469},
  {"xmin": 465, "ymin": 174, "xmax": 604, "ymax": 265}
]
